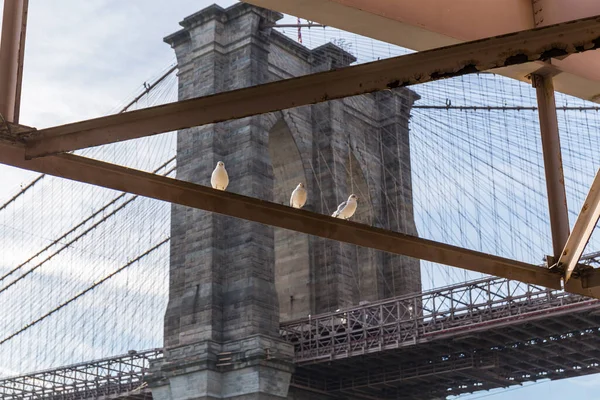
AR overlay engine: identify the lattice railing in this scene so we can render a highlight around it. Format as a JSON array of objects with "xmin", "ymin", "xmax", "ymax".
[
  {"xmin": 3, "ymin": 277, "xmax": 600, "ymax": 399},
  {"xmin": 279, "ymin": 276, "xmax": 600, "ymax": 363},
  {"xmin": 0, "ymin": 349, "xmax": 162, "ymax": 400}
]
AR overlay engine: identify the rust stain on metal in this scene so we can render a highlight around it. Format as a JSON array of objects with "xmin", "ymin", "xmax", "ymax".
[
  {"xmin": 430, "ymin": 64, "xmax": 479, "ymax": 80},
  {"xmin": 386, "ymin": 80, "xmax": 400, "ymax": 89},
  {"xmin": 22, "ymin": 17, "xmax": 600, "ymax": 159},
  {"xmin": 503, "ymin": 53, "xmax": 529, "ymax": 67},
  {"xmin": 540, "ymin": 47, "xmax": 569, "ymax": 60}
]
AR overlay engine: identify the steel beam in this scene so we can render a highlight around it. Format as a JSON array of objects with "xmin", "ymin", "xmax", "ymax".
[
  {"xmin": 579, "ymin": 268, "xmax": 600, "ymax": 288},
  {"xmin": 244, "ymin": 0, "xmax": 600, "ymax": 102},
  {"xmin": 0, "ymin": 138, "xmax": 562, "ymax": 290},
  {"xmin": 558, "ymin": 168, "xmax": 600, "ymax": 282},
  {"xmin": 533, "ymin": 73, "xmax": 570, "ymax": 259},
  {"xmin": 0, "ymin": 0, "xmax": 28, "ymax": 123},
  {"xmin": 22, "ymin": 15, "xmax": 600, "ymax": 158}
]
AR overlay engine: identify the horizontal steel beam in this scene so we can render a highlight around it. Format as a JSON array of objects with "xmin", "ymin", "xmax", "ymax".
[
  {"xmin": 23, "ymin": 15, "xmax": 600, "ymax": 158},
  {"xmin": 580, "ymin": 269, "xmax": 600, "ymax": 288},
  {"xmin": 564, "ymin": 274, "xmax": 600, "ymax": 297},
  {"xmin": 0, "ymin": 138, "xmax": 562, "ymax": 290}
]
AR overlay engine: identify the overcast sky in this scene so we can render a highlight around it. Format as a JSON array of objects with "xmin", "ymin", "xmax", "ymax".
[{"xmin": 2, "ymin": 1, "xmax": 600, "ymax": 399}]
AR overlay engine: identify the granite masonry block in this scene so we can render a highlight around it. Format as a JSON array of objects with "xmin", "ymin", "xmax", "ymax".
[{"xmin": 152, "ymin": 2, "xmax": 421, "ymax": 399}]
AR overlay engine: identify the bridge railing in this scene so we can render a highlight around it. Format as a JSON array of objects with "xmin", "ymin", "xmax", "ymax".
[
  {"xmin": 2, "ymin": 277, "xmax": 599, "ymax": 399},
  {"xmin": 0, "ymin": 349, "xmax": 162, "ymax": 400},
  {"xmin": 279, "ymin": 276, "xmax": 597, "ymax": 363}
]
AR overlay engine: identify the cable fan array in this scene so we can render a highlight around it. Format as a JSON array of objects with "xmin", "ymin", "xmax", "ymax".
[
  {"xmin": 0, "ymin": 26, "xmax": 599, "ymax": 380},
  {"xmin": 0, "ymin": 63, "xmax": 178, "ymax": 376}
]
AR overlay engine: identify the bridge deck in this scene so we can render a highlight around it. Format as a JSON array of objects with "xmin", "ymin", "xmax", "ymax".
[
  {"xmin": 282, "ymin": 276, "xmax": 600, "ymax": 398},
  {"xmin": 2, "ymin": 277, "xmax": 600, "ymax": 399}
]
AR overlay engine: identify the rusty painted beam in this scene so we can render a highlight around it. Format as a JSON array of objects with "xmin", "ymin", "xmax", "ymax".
[
  {"xmin": 533, "ymin": 73, "xmax": 570, "ymax": 259},
  {"xmin": 244, "ymin": 0, "xmax": 600, "ymax": 102},
  {"xmin": 0, "ymin": 0, "xmax": 28, "ymax": 123},
  {"xmin": 0, "ymin": 138, "xmax": 562, "ymax": 290},
  {"xmin": 565, "ymin": 271, "xmax": 600, "ymax": 297},
  {"xmin": 23, "ymin": 15, "xmax": 600, "ymax": 158},
  {"xmin": 559, "ymin": 168, "xmax": 600, "ymax": 282}
]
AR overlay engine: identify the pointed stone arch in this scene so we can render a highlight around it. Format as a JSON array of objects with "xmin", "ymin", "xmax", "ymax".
[
  {"xmin": 267, "ymin": 117, "xmax": 311, "ymax": 321},
  {"xmin": 345, "ymin": 150, "xmax": 373, "ymax": 225},
  {"xmin": 343, "ymin": 150, "xmax": 381, "ymax": 302}
]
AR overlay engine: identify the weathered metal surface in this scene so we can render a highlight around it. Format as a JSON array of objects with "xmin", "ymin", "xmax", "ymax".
[
  {"xmin": 559, "ymin": 168, "xmax": 600, "ymax": 282},
  {"xmin": 22, "ymin": 15, "xmax": 600, "ymax": 158},
  {"xmin": 3, "ymin": 276, "xmax": 600, "ymax": 399},
  {"xmin": 0, "ymin": 0, "xmax": 28, "ymax": 123},
  {"xmin": 533, "ymin": 74, "xmax": 571, "ymax": 260},
  {"xmin": 0, "ymin": 140, "xmax": 563, "ymax": 290},
  {"xmin": 0, "ymin": 349, "xmax": 161, "ymax": 400},
  {"xmin": 280, "ymin": 276, "xmax": 598, "ymax": 363},
  {"xmin": 243, "ymin": 0, "xmax": 600, "ymax": 102}
]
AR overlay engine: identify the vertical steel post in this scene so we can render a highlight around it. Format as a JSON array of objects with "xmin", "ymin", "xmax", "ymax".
[
  {"xmin": 533, "ymin": 73, "xmax": 570, "ymax": 259},
  {"xmin": 0, "ymin": 0, "xmax": 28, "ymax": 123}
]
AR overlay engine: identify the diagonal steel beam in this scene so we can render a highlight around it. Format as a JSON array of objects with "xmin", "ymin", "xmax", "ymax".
[
  {"xmin": 22, "ymin": 15, "xmax": 600, "ymax": 158},
  {"xmin": 0, "ymin": 138, "xmax": 562, "ymax": 290},
  {"xmin": 558, "ymin": 168, "xmax": 600, "ymax": 282}
]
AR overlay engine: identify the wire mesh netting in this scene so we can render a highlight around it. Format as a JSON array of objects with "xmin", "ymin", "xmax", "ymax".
[{"xmin": 1, "ymin": 16, "xmax": 600, "ymax": 385}]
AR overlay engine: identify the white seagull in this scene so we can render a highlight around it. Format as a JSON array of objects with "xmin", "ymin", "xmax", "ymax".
[
  {"xmin": 332, "ymin": 194, "xmax": 358, "ymax": 220},
  {"xmin": 210, "ymin": 161, "xmax": 229, "ymax": 191},
  {"xmin": 290, "ymin": 183, "xmax": 307, "ymax": 209}
]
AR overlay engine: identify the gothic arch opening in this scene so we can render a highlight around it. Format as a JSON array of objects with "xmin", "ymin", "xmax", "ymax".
[
  {"xmin": 344, "ymin": 151, "xmax": 379, "ymax": 302},
  {"xmin": 345, "ymin": 151, "xmax": 373, "ymax": 225},
  {"xmin": 268, "ymin": 118, "xmax": 310, "ymax": 322}
]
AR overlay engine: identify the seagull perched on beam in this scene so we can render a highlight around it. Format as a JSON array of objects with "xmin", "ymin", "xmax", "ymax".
[
  {"xmin": 290, "ymin": 183, "xmax": 307, "ymax": 209},
  {"xmin": 332, "ymin": 194, "xmax": 358, "ymax": 220},
  {"xmin": 210, "ymin": 161, "xmax": 229, "ymax": 191}
]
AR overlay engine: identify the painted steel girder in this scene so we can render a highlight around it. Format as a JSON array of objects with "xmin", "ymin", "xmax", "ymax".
[
  {"xmin": 0, "ymin": 132, "xmax": 563, "ymax": 291},
  {"xmin": 20, "ymin": 14, "xmax": 600, "ymax": 159},
  {"xmin": 2, "ymin": 124, "xmax": 600, "ymax": 297},
  {"xmin": 559, "ymin": 168, "xmax": 600, "ymax": 282},
  {"xmin": 0, "ymin": 0, "xmax": 28, "ymax": 123},
  {"xmin": 243, "ymin": 0, "xmax": 600, "ymax": 102}
]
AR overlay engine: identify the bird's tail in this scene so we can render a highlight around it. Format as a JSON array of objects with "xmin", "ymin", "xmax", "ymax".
[{"xmin": 331, "ymin": 211, "xmax": 338, "ymax": 217}]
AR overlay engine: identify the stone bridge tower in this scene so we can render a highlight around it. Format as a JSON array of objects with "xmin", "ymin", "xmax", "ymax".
[{"xmin": 149, "ymin": 3, "xmax": 421, "ymax": 399}]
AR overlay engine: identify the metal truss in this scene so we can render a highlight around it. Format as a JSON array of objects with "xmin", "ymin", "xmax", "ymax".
[
  {"xmin": 0, "ymin": 8, "xmax": 598, "ymax": 295},
  {"xmin": 282, "ymin": 276, "xmax": 600, "ymax": 398},
  {"xmin": 0, "ymin": 137, "xmax": 563, "ymax": 291},
  {"xmin": 291, "ymin": 328, "xmax": 600, "ymax": 398},
  {"xmin": 291, "ymin": 352, "xmax": 504, "ymax": 394},
  {"xmin": 279, "ymin": 276, "xmax": 599, "ymax": 363},
  {"xmin": 4, "ymin": 276, "xmax": 600, "ymax": 399},
  {"xmin": 0, "ymin": 349, "xmax": 161, "ymax": 400},
  {"xmin": 22, "ymin": 15, "xmax": 600, "ymax": 158}
]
